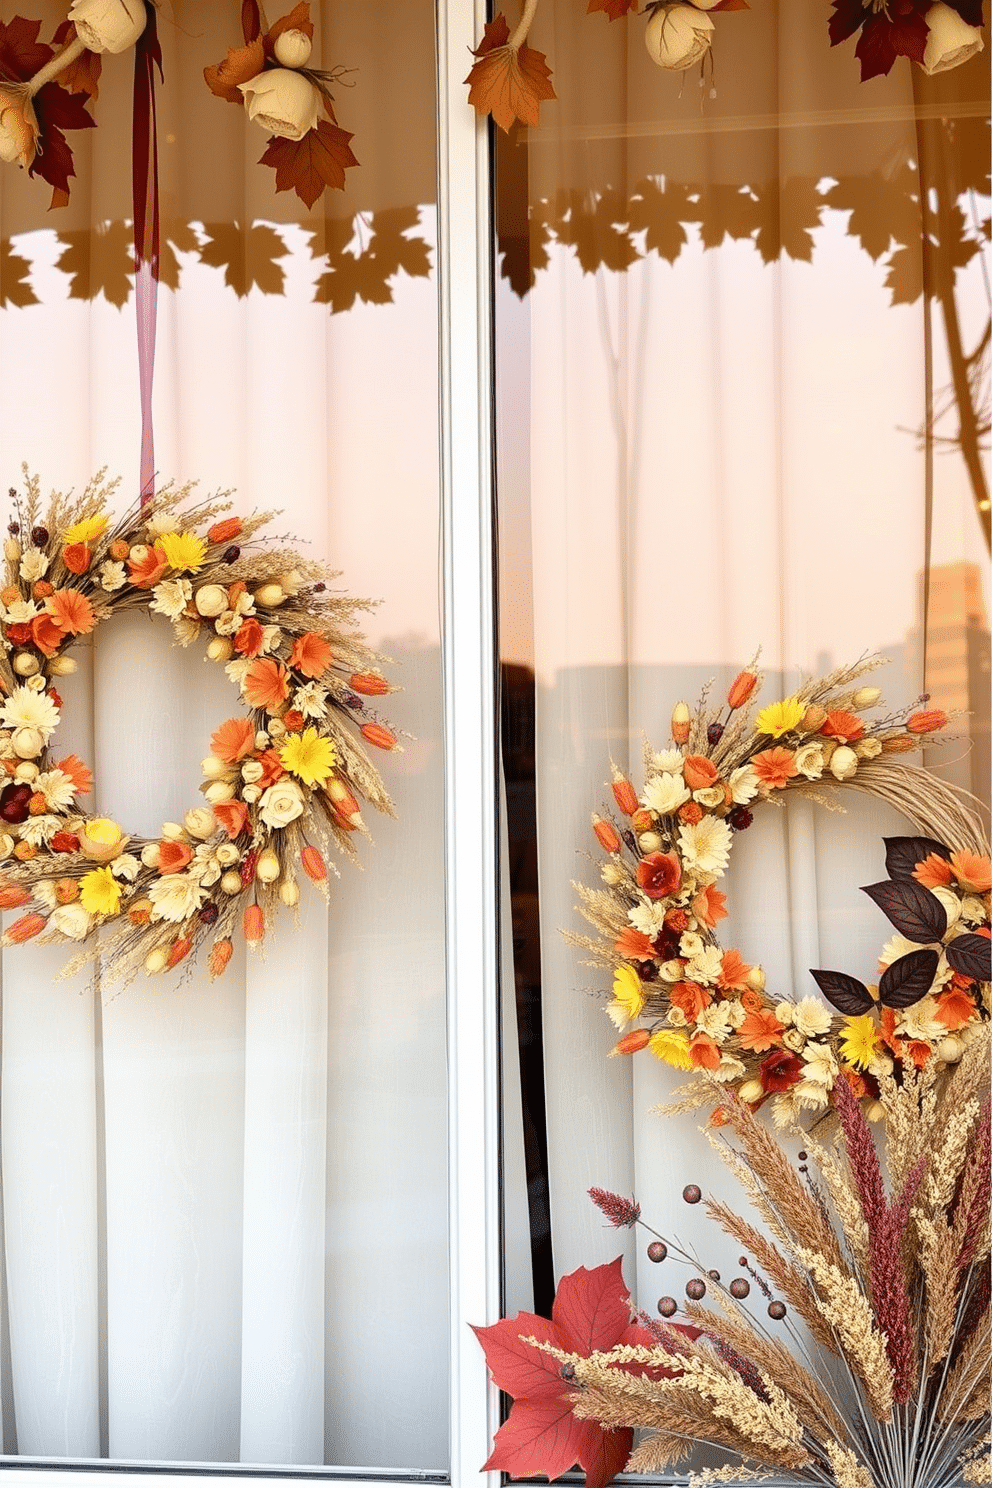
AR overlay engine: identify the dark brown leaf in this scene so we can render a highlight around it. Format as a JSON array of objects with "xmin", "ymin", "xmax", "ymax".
[
  {"xmin": 883, "ymin": 836, "xmax": 951, "ymax": 881},
  {"xmin": 267, "ymin": 3, "xmax": 315, "ymax": 48},
  {"xmin": 862, "ymin": 878, "xmax": 948, "ymax": 944},
  {"xmin": 242, "ymin": 0, "xmax": 262, "ymax": 43},
  {"xmin": 0, "ymin": 16, "xmax": 51, "ymax": 81},
  {"xmin": 809, "ymin": 969, "xmax": 875, "ymax": 1016},
  {"xmin": 879, "ymin": 948, "xmax": 940, "ymax": 1008},
  {"xmin": 945, "ymin": 934, "xmax": 991, "ymax": 983},
  {"xmin": 259, "ymin": 118, "xmax": 358, "ymax": 207}
]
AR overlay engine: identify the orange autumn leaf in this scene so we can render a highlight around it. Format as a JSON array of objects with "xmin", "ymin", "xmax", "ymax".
[
  {"xmin": 57, "ymin": 754, "xmax": 93, "ymax": 794},
  {"xmin": 204, "ymin": 37, "xmax": 265, "ymax": 103},
  {"xmin": 260, "ymin": 119, "xmax": 358, "ymax": 209},
  {"xmin": 211, "ymin": 717, "xmax": 256, "ymax": 764},
  {"xmin": 465, "ymin": 14, "xmax": 556, "ymax": 133},
  {"xmin": 243, "ymin": 658, "xmax": 290, "ymax": 710},
  {"xmin": 290, "ymin": 631, "xmax": 333, "ymax": 678},
  {"xmin": 46, "ymin": 587, "xmax": 96, "ymax": 635},
  {"xmin": 692, "ymin": 884, "xmax": 728, "ymax": 928}
]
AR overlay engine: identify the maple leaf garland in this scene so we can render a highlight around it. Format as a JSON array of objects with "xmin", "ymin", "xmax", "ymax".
[
  {"xmin": 466, "ymin": 10, "xmax": 556, "ymax": 133},
  {"xmin": 0, "ymin": 16, "xmax": 98, "ymax": 209},
  {"xmin": 203, "ymin": 1, "xmax": 357, "ymax": 207},
  {"xmin": 828, "ymin": 0, "xmax": 985, "ymax": 80}
]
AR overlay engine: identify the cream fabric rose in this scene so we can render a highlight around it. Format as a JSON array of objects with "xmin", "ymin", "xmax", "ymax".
[
  {"xmin": 643, "ymin": 770, "xmax": 690, "ymax": 815},
  {"xmin": 259, "ymin": 778, "xmax": 305, "ymax": 829},
  {"xmin": 644, "ymin": 4, "xmax": 715, "ymax": 70},
  {"xmin": 68, "ymin": 0, "xmax": 147, "ymax": 53},
  {"xmin": 273, "ymin": 29, "xmax": 313, "ymax": 68},
  {"xmin": 0, "ymin": 86, "xmax": 38, "ymax": 169},
  {"xmin": 51, "ymin": 902, "xmax": 94, "ymax": 940},
  {"xmin": 921, "ymin": 2, "xmax": 984, "ymax": 73},
  {"xmin": 239, "ymin": 69, "xmax": 320, "ymax": 142}
]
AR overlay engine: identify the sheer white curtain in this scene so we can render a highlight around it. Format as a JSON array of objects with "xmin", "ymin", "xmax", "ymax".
[
  {"xmin": 496, "ymin": 0, "xmax": 990, "ymax": 1300},
  {"xmin": 0, "ymin": 0, "xmax": 447, "ymax": 1467}
]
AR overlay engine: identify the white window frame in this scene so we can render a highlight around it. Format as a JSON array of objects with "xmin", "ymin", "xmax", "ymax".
[{"xmin": 0, "ymin": 1, "xmax": 502, "ymax": 1484}]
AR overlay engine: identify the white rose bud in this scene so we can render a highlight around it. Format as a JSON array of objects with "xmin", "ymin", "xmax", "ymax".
[
  {"xmin": 238, "ymin": 69, "xmax": 320, "ymax": 142},
  {"xmin": 242, "ymin": 784, "xmax": 261, "ymax": 803},
  {"xmin": 145, "ymin": 947, "xmax": 168, "ymax": 973},
  {"xmin": 273, "ymin": 28, "xmax": 313, "ymax": 68},
  {"xmin": 267, "ymin": 717, "xmax": 287, "ymax": 740},
  {"xmin": 746, "ymin": 965, "xmax": 766, "ymax": 992},
  {"xmin": 638, "ymin": 830, "xmax": 663, "ymax": 853},
  {"xmin": 254, "ymin": 731, "xmax": 269, "ymax": 749},
  {"xmin": 854, "ymin": 736, "xmax": 882, "ymax": 760},
  {"xmin": 220, "ymin": 870, "xmax": 243, "ymax": 895},
  {"xmin": 852, "ymin": 686, "xmax": 882, "ymax": 709},
  {"xmin": 279, "ymin": 878, "xmax": 300, "ymax": 907},
  {"xmin": 160, "ymin": 821, "xmax": 184, "ymax": 841},
  {"xmin": 829, "ymin": 745, "xmax": 859, "ymax": 781},
  {"xmin": 25, "ymin": 674, "xmax": 45, "ymax": 692},
  {"xmin": 11, "ymin": 726, "xmax": 43, "ymax": 758},
  {"xmin": 48, "ymin": 655, "xmax": 77, "ymax": 676},
  {"xmin": 241, "ymin": 760, "xmax": 264, "ymax": 784},
  {"xmin": 13, "ymin": 761, "xmax": 37, "ymax": 781},
  {"xmin": 195, "ymin": 584, "xmax": 228, "ymax": 618},
  {"xmin": 68, "ymin": 0, "xmax": 147, "ymax": 53},
  {"xmin": 0, "ymin": 85, "xmax": 39, "ymax": 169},
  {"xmin": 141, "ymin": 842, "xmax": 161, "ymax": 867},
  {"xmin": 207, "ymin": 636, "xmax": 234, "ymax": 662},
  {"xmin": 737, "ymin": 1079, "xmax": 764, "ymax": 1105},
  {"xmin": 278, "ymin": 569, "xmax": 303, "ymax": 596},
  {"xmin": 644, "ymin": 4, "xmax": 715, "ymax": 70},
  {"xmin": 0, "ymin": 832, "xmax": 14, "ymax": 859},
  {"xmin": 256, "ymin": 849, "xmax": 281, "ymax": 883},
  {"xmin": 921, "ymin": 2, "xmax": 984, "ymax": 73},
  {"xmin": 204, "ymin": 780, "xmax": 236, "ymax": 804},
  {"xmin": 214, "ymin": 842, "xmax": 240, "ymax": 866},
  {"xmin": 184, "ymin": 807, "xmax": 216, "ymax": 840},
  {"xmin": 201, "ymin": 755, "xmax": 229, "ymax": 780},
  {"xmin": 13, "ymin": 652, "xmax": 39, "ymax": 677},
  {"xmin": 3, "ymin": 535, "xmax": 21, "ymax": 561},
  {"xmin": 253, "ymin": 582, "xmax": 286, "ymax": 608}
]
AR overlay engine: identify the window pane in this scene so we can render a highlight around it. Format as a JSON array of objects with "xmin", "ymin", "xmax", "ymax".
[
  {"xmin": 0, "ymin": 0, "xmax": 446, "ymax": 1470},
  {"xmin": 497, "ymin": 0, "xmax": 989, "ymax": 1313}
]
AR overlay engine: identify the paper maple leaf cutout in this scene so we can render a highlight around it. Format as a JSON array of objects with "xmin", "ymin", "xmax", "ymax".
[
  {"xmin": 473, "ymin": 1257, "xmax": 683, "ymax": 1488},
  {"xmin": 466, "ymin": 13, "xmax": 556, "ymax": 133},
  {"xmin": 260, "ymin": 116, "xmax": 358, "ymax": 208},
  {"xmin": 828, "ymin": 0, "xmax": 933, "ymax": 79}
]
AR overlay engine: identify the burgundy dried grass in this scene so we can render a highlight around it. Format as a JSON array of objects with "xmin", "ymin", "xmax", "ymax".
[{"xmin": 588, "ymin": 1185, "xmax": 642, "ymax": 1228}]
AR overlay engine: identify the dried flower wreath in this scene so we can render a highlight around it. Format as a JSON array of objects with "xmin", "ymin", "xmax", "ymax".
[
  {"xmin": 572, "ymin": 656, "xmax": 992, "ymax": 1123},
  {"xmin": 0, "ymin": 471, "xmax": 398, "ymax": 987}
]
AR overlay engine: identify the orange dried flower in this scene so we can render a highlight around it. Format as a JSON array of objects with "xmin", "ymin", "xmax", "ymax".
[
  {"xmin": 227, "ymin": 580, "xmax": 248, "ymax": 606},
  {"xmin": 740, "ymin": 987, "xmax": 765, "ymax": 1014},
  {"xmin": 158, "ymin": 840, "xmax": 194, "ymax": 875},
  {"xmin": 610, "ymin": 1028, "xmax": 651, "ymax": 1056},
  {"xmin": 592, "ymin": 814, "xmax": 620, "ymax": 853},
  {"xmin": 62, "ymin": 542, "xmax": 91, "ymax": 574},
  {"xmin": 821, "ymin": 710, "xmax": 865, "ymax": 743},
  {"xmin": 727, "ymin": 670, "xmax": 758, "ymax": 709},
  {"xmin": 109, "ymin": 538, "xmax": 131, "ymax": 561},
  {"xmin": 282, "ymin": 709, "xmax": 305, "ymax": 733},
  {"xmin": 737, "ymin": 1008, "xmax": 785, "ymax": 1052},
  {"xmin": 243, "ymin": 659, "xmax": 290, "ymax": 710},
  {"xmin": 127, "ymin": 545, "xmax": 168, "ymax": 589},
  {"xmin": 630, "ymin": 808, "xmax": 654, "ymax": 834},
  {"xmin": 213, "ymin": 800, "xmax": 250, "ymax": 839},
  {"xmin": 670, "ymin": 980, "xmax": 711, "ymax": 1021},
  {"xmin": 243, "ymin": 903, "xmax": 264, "ymax": 946},
  {"xmin": 31, "ymin": 580, "xmax": 53, "ymax": 600},
  {"xmin": 614, "ymin": 927, "xmax": 657, "ymax": 960},
  {"xmin": 13, "ymin": 842, "xmax": 37, "ymax": 861},
  {"xmin": 949, "ymin": 850, "xmax": 991, "ymax": 895},
  {"xmin": 4, "ymin": 912, "xmax": 45, "ymax": 943},
  {"xmin": 5, "ymin": 622, "xmax": 31, "ymax": 645},
  {"xmin": 47, "ymin": 588, "xmax": 97, "ymax": 636},
  {"xmin": 718, "ymin": 948, "xmax": 753, "ymax": 990},
  {"xmin": 636, "ymin": 851, "xmax": 681, "ymax": 899},
  {"xmin": 54, "ymin": 878, "xmax": 79, "ymax": 904},
  {"xmin": 683, "ymin": 755, "xmax": 718, "ymax": 791},
  {"xmin": 208, "ymin": 517, "xmax": 242, "ymax": 544},
  {"xmin": 28, "ymin": 791, "xmax": 48, "ymax": 815},
  {"xmin": 361, "ymin": 722, "xmax": 397, "ymax": 750},
  {"xmin": 350, "ymin": 671, "xmax": 389, "ymax": 696},
  {"xmin": 611, "ymin": 777, "xmax": 638, "ymax": 815},
  {"xmin": 690, "ymin": 1033, "xmax": 721, "ymax": 1071},
  {"xmin": 50, "ymin": 830, "xmax": 81, "ymax": 853},
  {"xmin": 166, "ymin": 935, "xmax": 194, "ymax": 969},
  {"xmin": 0, "ymin": 883, "xmax": 30, "ymax": 909},
  {"xmin": 881, "ymin": 734, "xmax": 917, "ymax": 753},
  {"xmin": 255, "ymin": 748, "xmax": 285, "ymax": 788},
  {"xmin": 289, "ymin": 631, "xmax": 333, "ymax": 679},
  {"xmin": 907, "ymin": 709, "xmax": 948, "ymax": 734},
  {"xmin": 663, "ymin": 907, "xmax": 689, "ymax": 934},
  {"xmin": 912, "ymin": 853, "xmax": 954, "ymax": 889},
  {"xmin": 692, "ymin": 884, "xmax": 728, "ymax": 928},
  {"xmin": 57, "ymin": 755, "xmax": 94, "ymax": 794},
  {"xmin": 30, "ymin": 614, "xmax": 63, "ymax": 656},
  {"xmin": 233, "ymin": 618, "xmax": 265, "ymax": 657},
  {"xmin": 301, "ymin": 845, "xmax": 327, "ymax": 883},
  {"xmin": 679, "ymin": 801, "xmax": 704, "ymax": 825},
  {"xmin": 211, "ymin": 716, "xmax": 255, "ymax": 764},
  {"xmin": 129, "ymin": 906, "xmax": 151, "ymax": 925},
  {"xmin": 209, "ymin": 938, "xmax": 234, "ymax": 978},
  {"xmin": 0, "ymin": 585, "xmax": 21, "ymax": 606},
  {"xmin": 752, "ymin": 747, "xmax": 798, "ymax": 790}
]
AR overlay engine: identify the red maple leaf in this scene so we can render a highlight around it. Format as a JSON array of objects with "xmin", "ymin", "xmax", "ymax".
[
  {"xmin": 472, "ymin": 1258, "xmax": 689, "ymax": 1488},
  {"xmin": 466, "ymin": 13, "xmax": 556, "ymax": 133},
  {"xmin": 0, "ymin": 15, "xmax": 52, "ymax": 80},
  {"xmin": 259, "ymin": 117, "xmax": 358, "ymax": 207},
  {"xmin": 587, "ymin": 0, "xmax": 638, "ymax": 20},
  {"xmin": 29, "ymin": 82, "xmax": 94, "ymax": 209},
  {"xmin": 854, "ymin": 7, "xmax": 928, "ymax": 77}
]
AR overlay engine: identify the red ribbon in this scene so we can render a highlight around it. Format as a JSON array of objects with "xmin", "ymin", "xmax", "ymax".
[{"xmin": 132, "ymin": 6, "xmax": 163, "ymax": 507}]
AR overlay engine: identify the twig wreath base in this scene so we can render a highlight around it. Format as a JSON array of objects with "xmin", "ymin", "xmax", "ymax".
[
  {"xmin": 572, "ymin": 655, "xmax": 991, "ymax": 1122},
  {"xmin": 0, "ymin": 470, "xmax": 399, "ymax": 987}
]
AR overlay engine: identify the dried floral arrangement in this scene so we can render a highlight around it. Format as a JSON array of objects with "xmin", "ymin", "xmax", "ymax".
[
  {"xmin": 0, "ymin": 471, "xmax": 399, "ymax": 986},
  {"xmin": 466, "ymin": 0, "xmax": 986, "ymax": 133},
  {"xmin": 476, "ymin": 1027, "xmax": 991, "ymax": 1487},
  {"xmin": 0, "ymin": 1, "xmax": 356, "ymax": 210},
  {"xmin": 571, "ymin": 656, "xmax": 991, "ymax": 1121}
]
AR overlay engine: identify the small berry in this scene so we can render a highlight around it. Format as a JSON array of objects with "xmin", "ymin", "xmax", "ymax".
[
  {"xmin": 7, "ymin": 521, "xmax": 17, "ymax": 535},
  {"xmin": 222, "ymin": 545, "xmax": 240, "ymax": 564},
  {"xmin": 647, "ymin": 1241, "xmax": 667, "ymax": 1262},
  {"xmin": 199, "ymin": 902, "xmax": 219, "ymax": 925},
  {"xmin": 31, "ymin": 525, "xmax": 48, "ymax": 547},
  {"xmin": 707, "ymin": 1269, "xmax": 720, "ymax": 1282},
  {"xmin": 797, "ymin": 1151, "xmax": 807, "ymax": 1162},
  {"xmin": 739, "ymin": 1256, "xmax": 749, "ymax": 1267},
  {"xmin": 685, "ymin": 1278, "xmax": 706, "ymax": 1300},
  {"xmin": 730, "ymin": 1278, "xmax": 750, "ymax": 1299},
  {"xmin": 728, "ymin": 806, "xmax": 754, "ymax": 832},
  {"xmin": 657, "ymin": 1297, "xmax": 677, "ymax": 1318},
  {"xmin": 768, "ymin": 1301, "xmax": 787, "ymax": 1320},
  {"xmin": 707, "ymin": 721, "xmax": 724, "ymax": 745},
  {"xmin": 313, "ymin": 582, "xmax": 326, "ymax": 593},
  {"xmin": 682, "ymin": 1184, "xmax": 702, "ymax": 1205}
]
